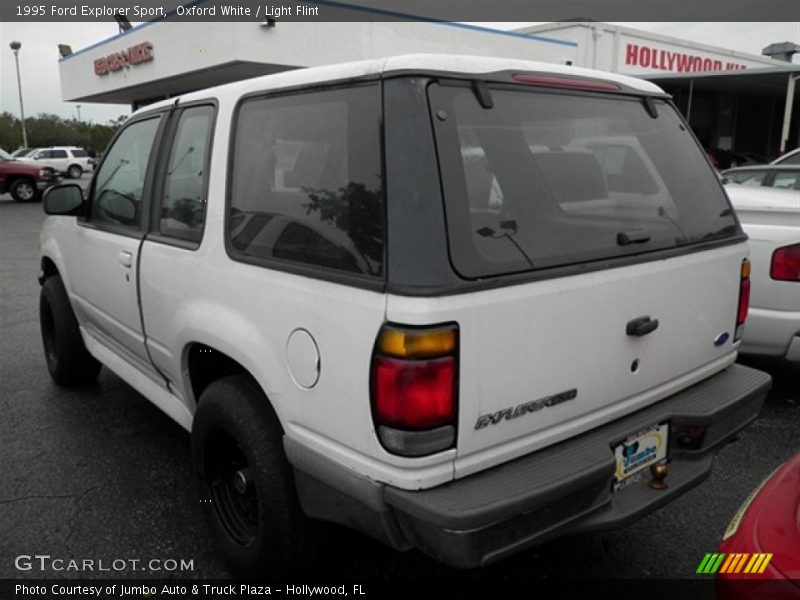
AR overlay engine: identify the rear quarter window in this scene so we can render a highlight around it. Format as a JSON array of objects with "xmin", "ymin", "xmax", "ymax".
[
  {"xmin": 227, "ymin": 85, "xmax": 384, "ymax": 280},
  {"xmin": 430, "ymin": 83, "xmax": 738, "ymax": 279}
]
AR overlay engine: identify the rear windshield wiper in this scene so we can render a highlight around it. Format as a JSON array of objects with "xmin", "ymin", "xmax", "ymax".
[{"xmin": 477, "ymin": 220, "xmax": 534, "ymax": 268}]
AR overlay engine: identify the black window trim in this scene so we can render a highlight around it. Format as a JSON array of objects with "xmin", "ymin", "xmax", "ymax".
[
  {"xmin": 79, "ymin": 110, "xmax": 170, "ymax": 240},
  {"xmin": 146, "ymin": 99, "xmax": 218, "ymax": 251},
  {"xmin": 224, "ymin": 79, "xmax": 387, "ymax": 293}
]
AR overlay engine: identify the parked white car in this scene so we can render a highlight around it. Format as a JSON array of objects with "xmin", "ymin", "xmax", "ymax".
[
  {"xmin": 19, "ymin": 146, "xmax": 94, "ymax": 179},
  {"xmin": 38, "ymin": 54, "xmax": 771, "ymax": 577},
  {"xmin": 725, "ymin": 184, "xmax": 800, "ymax": 363}
]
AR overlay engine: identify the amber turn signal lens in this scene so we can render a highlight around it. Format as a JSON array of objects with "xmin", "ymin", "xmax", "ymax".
[
  {"xmin": 741, "ymin": 258, "xmax": 751, "ymax": 279},
  {"xmin": 378, "ymin": 326, "xmax": 457, "ymax": 359}
]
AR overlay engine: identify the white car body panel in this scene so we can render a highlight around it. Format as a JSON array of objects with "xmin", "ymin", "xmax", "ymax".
[
  {"xmin": 386, "ymin": 243, "xmax": 745, "ymax": 478},
  {"xmin": 726, "ymin": 185, "xmax": 800, "ymax": 362}
]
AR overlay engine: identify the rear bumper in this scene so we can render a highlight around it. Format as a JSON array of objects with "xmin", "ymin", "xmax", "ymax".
[
  {"xmin": 286, "ymin": 363, "xmax": 771, "ymax": 568},
  {"xmin": 739, "ymin": 306, "xmax": 800, "ymax": 363}
]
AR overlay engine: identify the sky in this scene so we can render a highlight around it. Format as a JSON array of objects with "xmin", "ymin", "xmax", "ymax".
[{"xmin": 1, "ymin": 21, "xmax": 798, "ymax": 125}]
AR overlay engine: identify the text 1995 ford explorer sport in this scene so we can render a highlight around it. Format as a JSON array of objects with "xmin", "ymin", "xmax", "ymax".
[{"xmin": 38, "ymin": 54, "xmax": 771, "ymax": 576}]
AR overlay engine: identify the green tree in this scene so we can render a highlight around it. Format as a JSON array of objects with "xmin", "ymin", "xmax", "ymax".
[{"xmin": 0, "ymin": 111, "xmax": 125, "ymax": 155}]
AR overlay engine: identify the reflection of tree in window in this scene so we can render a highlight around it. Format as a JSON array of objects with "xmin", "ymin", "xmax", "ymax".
[
  {"xmin": 303, "ymin": 182, "xmax": 384, "ymax": 275},
  {"xmin": 273, "ymin": 222, "xmax": 361, "ymax": 273}
]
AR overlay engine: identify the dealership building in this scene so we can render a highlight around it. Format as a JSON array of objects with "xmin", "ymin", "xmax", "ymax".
[{"xmin": 59, "ymin": 16, "xmax": 800, "ymax": 159}]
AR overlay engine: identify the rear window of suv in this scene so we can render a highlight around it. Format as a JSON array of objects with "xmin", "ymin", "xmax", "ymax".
[{"xmin": 429, "ymin": 83, "xmax": 738, "ymax": 279}]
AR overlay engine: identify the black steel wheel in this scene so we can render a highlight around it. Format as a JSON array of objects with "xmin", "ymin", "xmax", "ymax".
[{"xmin": 192, "ymin": 375, "xmax": 312, "ymax": 577}]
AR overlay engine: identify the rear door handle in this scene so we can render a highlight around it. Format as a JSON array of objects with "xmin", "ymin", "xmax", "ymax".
[
  {"xmin": 118, "ymin": 251, "xmax": 133, "ymax": 268},
  {"xmin": 626, "ymin": 315, "xmax": 659, "ymax": 337}
]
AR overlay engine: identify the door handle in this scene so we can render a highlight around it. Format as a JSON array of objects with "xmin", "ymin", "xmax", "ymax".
[
  {"xmin": 626, "ymin": 315, "xmax": 659, "ymax": 337},
  {"xmin": 118, "ymin": 251, "xmax": 133, "ymax": 268}
]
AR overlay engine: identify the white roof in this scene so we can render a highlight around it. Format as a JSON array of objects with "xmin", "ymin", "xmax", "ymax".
[{"xmin": 138, "ymin": 53, "xmax": 664, "ymax": 114}]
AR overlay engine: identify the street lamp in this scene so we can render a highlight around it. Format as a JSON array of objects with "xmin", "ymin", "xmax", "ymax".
[
  {"xmin": 76, "ymin": 105, "xmax": 82, "ymax": 122},
  {"xmin": 9, "ymin": 41, "xmax": 29, "ymax": 149}
]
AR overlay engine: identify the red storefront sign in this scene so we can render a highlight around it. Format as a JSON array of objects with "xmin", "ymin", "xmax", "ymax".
[
  {"xmin": 94, "ymin": 42, "xmax": 153, "ymax": 76},
  {"xmin": 624, "ymin": 43, "xmax": 747, "ymax": 72}
]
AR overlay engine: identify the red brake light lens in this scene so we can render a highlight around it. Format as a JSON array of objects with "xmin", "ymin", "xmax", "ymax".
[
  {"xmin": 771, "ymin": 244, "xmax": 800, "ymax": 281},
  {"xmin": 374, "ymin": 356, "xmax": 455, "ymax": 430},
  {"xmin": 734, "ymin": 259, "xmax": 750, "ymax": 342},
  {"xmin": 512, "ymin": 74, "xmax": 621, "ymax": 92},
  {"xmin": 737, "ymin": 277, "xmax": 750, "ymax": 325}
]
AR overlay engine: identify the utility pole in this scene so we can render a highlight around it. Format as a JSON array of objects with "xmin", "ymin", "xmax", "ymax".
[{"xmin": 9, "ymin": 41, "xmax": 29, "ymax": 149}]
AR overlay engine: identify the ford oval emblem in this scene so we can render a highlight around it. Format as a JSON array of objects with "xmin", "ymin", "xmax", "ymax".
[{"xmin": 714, "ymin": 332, "xmax": 730, "ymax": 347}]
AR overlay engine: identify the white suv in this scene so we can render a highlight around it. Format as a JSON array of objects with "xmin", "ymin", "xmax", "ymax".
[
  {"xmin": 38, "ymin": 55, "xmax": 771, "ymax": 577},
  {"xmin": 20, "ymin": 146, "xmax": 94, "ymax": 179}
]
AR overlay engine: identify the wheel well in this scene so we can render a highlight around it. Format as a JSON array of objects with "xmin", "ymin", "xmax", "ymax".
[
  {"xmin": 40, "ymin": 257, "xmax": 59, "ymax": 283},
  {"xmin": 7, "ymin": 175, "xmax": 34, "ymax": 190},
  {"xmin": 187, "ymin": 344, "xmax": 249, "ymax": 404}
]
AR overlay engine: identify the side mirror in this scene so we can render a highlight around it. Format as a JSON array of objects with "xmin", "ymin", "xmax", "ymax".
[
  {"xmin": 96, "ymin": 190, "xmax": 138, "ymax": 226},
  {"xmin": 43, "ymin": 184, "xmax": 85, "ymax": 216}
]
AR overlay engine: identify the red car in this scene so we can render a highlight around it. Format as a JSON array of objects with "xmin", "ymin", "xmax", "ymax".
[
  {"xmin": 0, "ymin": 149, "xmax": 59, "ymax": 202},
  {"xmin": 716, "ymin": 452, "xmax": 800, "ymax": 599}
]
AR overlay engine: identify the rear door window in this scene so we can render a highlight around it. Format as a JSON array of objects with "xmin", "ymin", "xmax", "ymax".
[
  {"xmin": 159, "ymin": 105, "xmax": 214, "ymax": 243},
  {"xmin": 726, "ymin": 170, "xmax": 767, "ymax": 186},
  {"xmin": 772, "ymin": 171, "xmax": 800, "ymax": 190},
  {"xmin": 430, "ymin": 83, "xmax": 738, "ymax": 278},
  {"xmin": 227, "ymin": 85, "xmax": 384, "ymax": 280}
]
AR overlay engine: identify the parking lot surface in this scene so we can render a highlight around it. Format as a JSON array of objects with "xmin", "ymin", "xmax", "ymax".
[{"xmin": 1, "ymin": 183, "xmax": 798, "ymax": 582}]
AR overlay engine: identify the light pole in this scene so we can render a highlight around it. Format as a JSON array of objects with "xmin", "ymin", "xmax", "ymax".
[
  {"xmin": 76, "ymin": 105, "xmax": 82, "ymax": 122},
  {"xmin": 9, "ymin": 41, "xmax": 28, "ymax": 149}
]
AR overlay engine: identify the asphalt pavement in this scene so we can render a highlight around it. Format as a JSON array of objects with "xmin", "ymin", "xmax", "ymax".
[{"xmin": 1, "ymin": 182, "xmax": 798, "ymax": 584}]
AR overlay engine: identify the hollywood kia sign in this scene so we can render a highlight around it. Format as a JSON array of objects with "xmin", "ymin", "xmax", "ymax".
[
  {"xmin": 94, "ymin": 42, "xmax": 153, "ymax": 76},
  {"xmin": 624, "ymin": 42, "xmax": 748, "ymax": 73}
]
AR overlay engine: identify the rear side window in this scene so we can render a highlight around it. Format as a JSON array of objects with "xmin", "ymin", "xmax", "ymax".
[
  {"xmin": 159, "ymin": 105, "xmax": 214, "ymax": 243},
  {"xmin": 71, "ymin": 149, "xmax": 89, "ymax": 157},
  {"xmin": 430, "ymin": 84, "xmax": 738, "ymax": 279},
  {"xmin": 726, "ymin": 170, "xmax": 767, "ymax": 186},
  {"xmin": 228, "ymin": 85, "xmax": 384, "ymax": 279},
  {"xmin": 50, "ymin": 150, "xmax": 68, "ymax": 159},
  {"xmin": 773, "ymin": 171, "xmax": 800, "ymax": 190}
]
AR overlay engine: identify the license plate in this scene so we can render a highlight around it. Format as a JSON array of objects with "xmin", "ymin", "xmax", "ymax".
[{"xmin": 613, "ymin": 422, "xmax": 669, "ymax": 490}]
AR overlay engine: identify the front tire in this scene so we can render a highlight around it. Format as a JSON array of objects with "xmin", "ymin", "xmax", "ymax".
[
  {"xmin": 9, "ymin": 178, "xmax": 37, "ymax": 202},
  {"xmin": 39, "ymin": 275, "xmax": 101, "ymax": 385},
  {"xmin": 192, "ymin": 375, "xmax": 312, "ymax": 578},
  {"xmin": 67, "ymin": 164, "xmax": 83, "ymax": 179}
]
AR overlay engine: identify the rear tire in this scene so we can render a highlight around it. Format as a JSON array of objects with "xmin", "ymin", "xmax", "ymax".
[
  {"xmin": 9, "ymin": 178, "xmax": 37, "ymax": 202},
  {"xmin": 192, "ymin": 375, "xmax": 312, "ymax": 578},
  {"xmin": 39, "ymin": 275, "xmax": 101, "ymax": 385},
  {"xmin": 67, "ymin": 164, "xmax": 83, "ymax": 179}
]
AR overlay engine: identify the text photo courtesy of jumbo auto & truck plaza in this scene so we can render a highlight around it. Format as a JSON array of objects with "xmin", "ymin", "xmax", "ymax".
[{"xmin": 2, "ymin": 2, "xmax": 800, "ymax": 599}]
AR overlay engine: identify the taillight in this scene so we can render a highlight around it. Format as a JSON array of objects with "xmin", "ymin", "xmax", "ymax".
[
  {"xmin": 511, "ymin": 73, "xmax": 621, "ymax": 92},
  {"xmin": 371, "ymin": 324, "xmax": 458, "ymax": 456},
  {"xmin": 735, "ymin": 259, "xmax": 750, "ymax": 342},
  {"xmin": 771, "ymin": 243, "xmax": 800, "ymax": 281}
]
